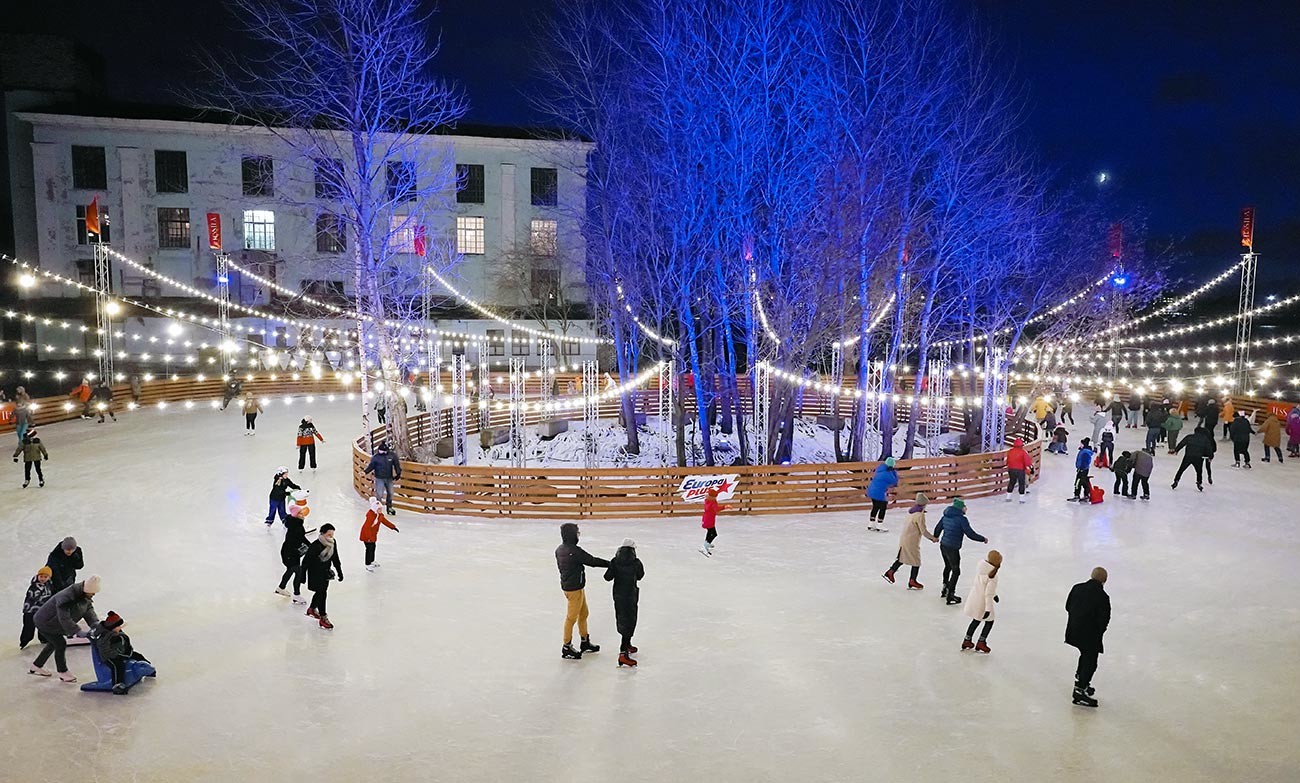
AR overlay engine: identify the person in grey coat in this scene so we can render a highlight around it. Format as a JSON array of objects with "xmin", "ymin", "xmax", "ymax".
[
  {"xmin": 29, "ymin": 576, "xmax": 102, "ymax": 682},
  {"xmin": 1127, "ymin": 449, "xmax": 1154, "ymax": 500}
]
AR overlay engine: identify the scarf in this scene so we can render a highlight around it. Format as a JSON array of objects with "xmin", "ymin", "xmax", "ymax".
[{"xmin": 317, "ymin": 534, "xmax": 336, "ymax": 562}]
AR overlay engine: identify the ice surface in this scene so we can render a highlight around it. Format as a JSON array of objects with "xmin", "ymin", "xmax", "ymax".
[{"xmin": 2, "ymin": 403, "xmax": 1298, "ymax": 782}]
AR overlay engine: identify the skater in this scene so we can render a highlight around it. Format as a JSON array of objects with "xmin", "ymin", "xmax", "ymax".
[
  {"xmin": 91, "ymin": 381, "xmax": 116, "ymax": 422},
  {"xmin": 296, "ymin": 416, "xmax": 325, "ymax": 470},
  {"xmin": 1219, "ymin": 399, "xmax": 1235, "ymax": 440},
  {"xmin": 1171, "ymin": 426, "xmax": 1215, "ymax": 491},
  {"xmin": 1287, "ymin": 407, "xmax": 1300, "ymax": 457},
  {"xmin": 29, "ymin": 575, "xmax": 101, "ymax": 682},
  {"xmin": 1060, "ymin": 395, "xmax": 1075, "ymax": 425},
  {"xmin": 46, "ymin": 537, "xmax": 84, "ymax": 592},
  {"xmin": 12, "ymin": 428, "xmax": 48, "ymax": 488},
  {"xmin": 932, "ymin": 498, "xmax": 988, "ymax": 605},
  {"xmin": 1071, "ymin": 438, "xmax": 1095, "ymax": 502},
  {"xmin": 1110, "ymin": 450, "xmax": 1133, "ymax": 497},
  {"xmin": 961, "ymin": 550, "xmax": 1001, "ymax": 653},
  {"xmin": 220, "ymin": 379, "xmax": 242, "ymax": 411},
  {"xmin": 1089, "ymin": 405, "xmax": 1108, "ymax": 446},
  {"xmin": 265, "ymin": 467, "xmax": 301, "ymax": 525},
  {"xmin": 360, "ymin": 496, "xmax": 399, "ymax": 571},
  {"xmin": 90, "ymin": 611, "xmax": 152, "ymax": 694},
  {"xmin": 14, "ymin": 399, "xmax": 32, "ymax": 443},
  {"xmin": 1065, "ymin": 566, "xmax": 1111, "ymax": 708},
  {"xmin": 603, "ymin": 538, "xmax": 644, "ymax": 667},
  {"xmin": 374, "ymin": 391, "xmax": 387, "ymax": 425},
  {"xmin": 363, "ymin": 442, "xmax": 402, "ymax": 515},
  {"xmin": 1047, "ymin": 424, "xmax": 1069, "ymax": 455},
  {"xmin": 700, "ymin": 486, "xmax": 728, "ymax": 555},
  {"xmin": 1097, "ymin": 422, "xmax": 1115, "ymax": 467},
  {"xmin": 1129, "ymin": 447, "xmax": 1153, "ymax": 500},
  {"xmin": 20, "ymin": 566, "xmax": 54, "ymax": 649},
  {"xmin": 1144, "ymin": 405, "xmax": 1166, "ymax": 452},
  {"xmin": 129, "ymin": 373, "xmax": 142, "ymax": 405},
  {"xmin": 1043, "ymin": 407, "xmax": 1058, "ymax": 440},
  {"xmin": 555, "ymin": 522, "xmax": 611, "ymax": 659},
  {"xmin": 69, "ymin": 378, "xmax": 93, "ymax": 418},
  {"xmin": 1004, "ymin": 437, "xmax": 1032, "ymax": 502},
  {"xmin": 301, "ymin": 523, "xmax": 342, "ymax": 629},
  {"xmin": 1163, "ymin": 407, "xmax": 1184, "ymax": 454},
  {"xmin": 1261, "ymin": 411, "xmax": 1284, "ymax": 463},
  {"xmin": 1106, "ymin": 397, "xmax": 1125, "ymax": 431},
  {"xmin": 1031, "ymin": 396, "xmax": 1052, "ymax": 428},
  {"xmin": 274, "ymin": 504, "xmax": 312, "ymax": 602},
  {"xmin": 1202, "ymin": 398, "xmax": 1221, "ymax": 433},
  {"xmin": 1227, "ymin": 411, "xmax": 1253, "ymax": 468},
  {"xmin": 1125, "ymin": 393, "xmax": 1142, "ymax": 428},
  {"xmin": 243, "ymin": 396, "xmax": 263, "ymax": 435},
  {"xmin": 866, "ymin": 457, "xmax": 899, "ymax": 531},
  {"xmin": 883, "ymin": 492, "xmax": 938, "ymax": 589}
]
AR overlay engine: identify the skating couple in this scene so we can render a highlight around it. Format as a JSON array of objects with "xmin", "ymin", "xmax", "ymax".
[
  {"xmin": 932, "ymin": 498, "xmax": 988, "ymax": 605},
  {"xmin": 882, "ymin": 492, "xmax": 938, "ymax": 590},
  {"xmin": 555, "ymin": 523, "xmax": 644, "ymax": 668}
]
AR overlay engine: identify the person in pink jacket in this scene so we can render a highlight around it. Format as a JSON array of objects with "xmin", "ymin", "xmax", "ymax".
[{"xmin": 1286, "ymin": 407, "xmax": 1300, "ymax": 457}]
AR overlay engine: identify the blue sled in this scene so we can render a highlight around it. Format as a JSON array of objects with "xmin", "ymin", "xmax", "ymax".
[{"xmin": 80, "ymin": 643, "xmax": 156, "ymax": 694}]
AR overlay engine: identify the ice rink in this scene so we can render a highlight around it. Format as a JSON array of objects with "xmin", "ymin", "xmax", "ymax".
[{"xmin": 3, "ymin": 400, "xmax": 1299, "ymax": 782}]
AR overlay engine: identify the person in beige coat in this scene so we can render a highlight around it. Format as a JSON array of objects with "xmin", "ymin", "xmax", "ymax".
[
  {"xmin": 882, "ymin": 493, "xmax": 939, "ymax": 590},
  {"xmin": 1261, "ymin": 412, "xmax": 1284, "ymax": 463},
  {"xmin": 961, "ymin": 550, "xmax": 1001, "ymax": 654}
]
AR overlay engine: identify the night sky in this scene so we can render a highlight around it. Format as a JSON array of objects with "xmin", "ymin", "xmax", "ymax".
[{"xmin": 12, "ymin": 0, "xmax": 1300, "ymax": 280}]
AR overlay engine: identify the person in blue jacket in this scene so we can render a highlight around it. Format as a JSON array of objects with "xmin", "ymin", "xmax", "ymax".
[
  {"xmin": 866, "ymin": 457, "xmax": 900, "ymax": 532},
  {"xmin": 932, "ymin": 498, "xmax": 989, "ymax": 605},
  {"xmin": 1070, "ymin": 438, "xmax": 1096, "ymax": 503}
]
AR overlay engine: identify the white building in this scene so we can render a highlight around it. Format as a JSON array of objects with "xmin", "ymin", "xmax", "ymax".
[{"xmin": 9, "ymin": 107, "xmax": 599, "ymax": 367}]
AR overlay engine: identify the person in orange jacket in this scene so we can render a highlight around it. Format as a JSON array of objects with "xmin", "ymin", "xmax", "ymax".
[
  {"xmin": 295, "ymin": 416, "xmax": 325, "ymax": 470},
  {"xmin": 699, "ymin": 486, "xmax": 729, "ymax": 557},
  {"xmin": 360, "ymin": 497, "xmax": 399, "ymax": 571},
  {"xmin": 1004, "ymin": 437, "xmax": 1033, "ymax": 503},
  {"xmin": 69, "ymin": 379, "xmax": 93, "ymax": 419}
]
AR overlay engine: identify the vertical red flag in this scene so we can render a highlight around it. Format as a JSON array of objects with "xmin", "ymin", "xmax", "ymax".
[
  {"xmin": 1108, "ymin": 223, "xmax": 1123, "ymax": 260},
  {"xmin": 1240, "ymin": 206, "xmax": 1255, "ymax": 250},
  {"xmin": 414, "ymin": 225, "xmax": 427, "ymax": 257},
  {"xmin": 85, "ymin": 196, "xmax": 100, "ymax": 238},
  {"xmin": 206, "ymin": 213, "xmax": 223, "ymax": 250}
]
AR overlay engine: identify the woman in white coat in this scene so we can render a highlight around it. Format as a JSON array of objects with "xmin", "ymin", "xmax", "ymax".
[{"xmin": 961, "ymin": 550, "xmax": 1002, "ymax": 653}]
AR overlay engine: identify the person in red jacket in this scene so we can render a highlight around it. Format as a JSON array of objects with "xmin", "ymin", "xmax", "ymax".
[
  {"xmin": 1004, "ymin": 437, "xmax": 1033, "ymax": 504},
  {"xmin": 359, "ymin": 497, "xmax": 399, "ymax": 571},
  {"xmin": 699, "ymin": 487, "xmax": 729, "ymax": 557},
  {"xmin": 69, "ymin": 379, "xmax": 93, "ymax": 419}
]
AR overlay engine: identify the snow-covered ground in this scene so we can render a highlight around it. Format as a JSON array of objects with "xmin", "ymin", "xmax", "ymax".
[{"xmin": 2, "ymin": 401, "xmax": 1298, "ymax": 782}]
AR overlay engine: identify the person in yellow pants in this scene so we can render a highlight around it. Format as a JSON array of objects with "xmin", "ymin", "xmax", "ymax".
[{"xmin": 555, "ymin": 523, "xmax": 610, "ymax": 659}]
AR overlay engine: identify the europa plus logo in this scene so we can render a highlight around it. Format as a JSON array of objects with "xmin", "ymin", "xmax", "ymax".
[{"xmin": 676, "ymin": 475, "xmax": 740, "ymax": 502}]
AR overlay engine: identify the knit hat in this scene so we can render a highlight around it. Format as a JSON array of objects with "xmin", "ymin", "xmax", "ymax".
[
  {"xmin": 83, "ymin": 575, "xmax": 102, "ymax": 594},
  {"xmin": 915, "ymin": 492, "xmax": 929, "ymax": 505},
  {"xmin": 37, "ymin": 566, "xmax": 52, "ymax": 578},
  {"xmin": 275, "ymin": 466, "xmax": 289, "ymax": 475},
  {"xmin": 1013, "ymin": 437, "xmax": 1023, "ymax": 447},
  {"xmin": 61, "ymin": 536, "xmax": 77, "ymax": 551},
  {"xmin": 621, "ymin": 538, "xmax": 636, "ymax": 549},
  {"xmin": 987, "ymin": 549, "xmax": 1003, "ymax": 567},
  {"xmin": 951, "ymin": 498, "xmax": 966, "ymax": 510},
  {"xmin": 103, "ymin": 611, "xmax": 124, "ymax": 630},
  {"xmin": 884, "ymin": 457, "xmax": 897, "ymax": 467}
]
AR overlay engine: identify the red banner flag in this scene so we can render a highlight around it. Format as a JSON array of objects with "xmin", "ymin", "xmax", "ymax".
[
  {"xmin": 1240, "ymin": 206, "xmax": 1255, "ymax": 250},
  {"xmin": 1108, "ymin": 223, "xmax": 1123, "ymax": 260},
  {"xmin": 206, "ymin": 213, "xmax": 222, "ymax": 250},
  {"xmin": 85, "ymin": 196, "xmax": 100, "ymax": 238},
  {"xmin": 414, "ymin": 225, "xmax": 427, "ymax": 257}
]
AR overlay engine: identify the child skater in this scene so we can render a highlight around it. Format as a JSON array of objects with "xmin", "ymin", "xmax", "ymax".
[
  {"xmin": 882, "ymin": 493, "xmax": 939, "ymax": 589},
  {"xmin": 700, "ymin": 486, "xmax": 728, "ymax": 557},
  {"xmin": 360, "ymin": 497, "xmax": 399, "ymax": 572},
  {"xmin": 20, "ymin": 566, "xmax": 54, "ymax": 649},
  {"xmin": 265, "ymin": 466, "xmax": 301, "ymax": 526},
  {"xmin": 604, "ymin": 538, "xmax": 645, "ymax": 668},
  {"xmin": 275, "ymin": 503, "xmax": 313, "ymax": 603},
  {"xmin": 961, "ymin": 550, "xmax": 1002, "ymax": 653},
  {"xmin": 12, "ymin": 428, "xmax": 48, "ymax": 488}
]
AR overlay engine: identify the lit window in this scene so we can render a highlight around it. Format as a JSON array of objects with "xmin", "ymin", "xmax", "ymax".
[
  {"xmin": 456, "ymin": 216, "xmax": 485, "ymax": 255},
  {"xmin": 243, "ymin": 209, "xmax": 276, "ymax": 251},
  {"xmin": 157, "ymin": 207, "xmax": 191, "ymax": 249},
  {"xmin": 388, "ymin": 215, "xmax": 416, "ymax": 254},
  {"xmin": 530, "ymin": 219, "xmax": 557, "ymax": 256}
]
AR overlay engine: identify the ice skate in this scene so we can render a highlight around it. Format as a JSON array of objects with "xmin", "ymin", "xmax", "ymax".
[
  {"xmin": 274, "ymin": 587, "xmax": 290, "ymax": 597},
  {"xmin": 625, "ymin": 644, "xmax": 638, "ymax": 654},
  {"xmin": 1005, "ymin": 494, "xmax": 1013, "ymax": 503},
  {"xmin": 882, "ymin": 570, "xmax": 896, "ymax": 584},
  {"xmin": 1245, "ymin": 463, "xmax": 1252, "ymax": 470},
  {"xmin": 1072, "ymin": 687, "xmax": 1099, "ymax": 707},
  {"xmin": 318, "ymin": 615, "xmax": 333, "ymax": 630},
  {"xmin": 38, "ymin": 480, "xmax": 44, "ymax": 487},
  {"xmin": 306, "ymin": 607, "xmax": 321, "ymax": 619},
  {"xmin": 580, "ymin": 637, "xmax": 600, "ymax": 654},
  {"xmin": 907, "ymin": 579, "xmax": 924, "ymax": 590},
  {"xmin": 28, "ymin": 666, "xmax": 52, "ymax": 677},
  {"xmin": 58, "ymin": 672, "xmax": 77, "ymax": 683},
  {"xmin": 961, "ymin": 639, "xmax": 975, "ymax": 651},
  {"xmin": 946, "ymin": 596, "xmax": 962, "ymax": 606},
  {"xmin": 371, "ymin": 562, "xmax": 381, "ymax": 568},
  {"xmin": 22, "ymin": 481, "xmax": 28, "ymax": 488},
  {"xmin": 1141, "ymin": 495, "xmax": 1150, "ymax": 500},
  {"xmin": 1074, "ymin": 681, "xmax": 1095, "ymax": 696},
  {"xmin": 1196, "ymin": 484, "xmax": 1203, "ymax": 492},
  {"xmin": 292, "ymin": 595, "xmax": 306, "ymax": 605},
  {"xmin": 617, "ymin": 652, "xmax": 637, "ymax": 667},
  {"xmin": 699, "ymin": 544, "xmax": 712, "ymax": 557},
  {"xmin": 1018, "ymin": 496, "xmax": 1026, "ymax": 504},
  {"xmin": 975, "ymin": 640, "xmax": 991, "ymax": 654},
  {"xmin": 366, "ymin": 564, "xmax": 376, "ymax": 572},
  {"xmin": 561, "ymin": 643, "xmax": 583, "ymax": 660},
  {"xmin": 876, "ymin": 524, "xmax": 888, "ymax": 532}
]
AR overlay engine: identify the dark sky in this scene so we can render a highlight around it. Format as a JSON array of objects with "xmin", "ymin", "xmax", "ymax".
[{"xmin": 13, "ymin": 0, "xmax": 1300, "ymax": 277}]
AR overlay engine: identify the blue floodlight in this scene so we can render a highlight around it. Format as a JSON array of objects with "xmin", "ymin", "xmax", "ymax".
[
  {"xmin": 217, "ymin": 274, "xmax": 229, "ymax": 283},
  {"xmin": 1112, "ymin": 276, "xmax": 1128, "ymax": 288}
]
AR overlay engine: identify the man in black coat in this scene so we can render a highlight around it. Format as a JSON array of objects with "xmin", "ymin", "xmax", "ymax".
[
  {"xmin": 1227, "ymin": 412, "xmax": 1254, "ymax": 468},
  {"xmin": 555, "ymin": 522, "xmax": 610, "ymax": 660},
  {"xmin": 1171, "ymin": 427, "xmax": 1215, "ymax": 491},
  {"xmin": 46, "ymin": 537, "xmax": 84, "ymax": 592},
  {"xmin": 1066, "ymin": 567, "xmax": 1111, "ymax": 708}
]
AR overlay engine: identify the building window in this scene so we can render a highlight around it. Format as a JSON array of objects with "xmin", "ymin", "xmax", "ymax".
[
  {"xmin": 154, "ymin": 150, "xmax": 188, "ymax": 193},
  {"xmin": 302, "ymin": 279, "xmax": 346, "ymax": 299},
  {"xmin": 71, "ymin": 145, "xmax": 107, "ymax": 190},
  {"xmin": 314, "ymin": 158, "xmax": 344, "ymax": 199},
  {"xmin": 386, "ymin": 161, "xmax": 416, "ymax": 202},
  {"xmin": 531, "ymin": 167, "xmax": 558, "ymax": 207},
  {"xmin": 75, "ymin": 204, "xmax": 111, "ymax": 244},
  {"xmin": 242, "ymin": 209, "xmax": 276, "ymax": 250},
  {"xmin": 242, "ymin": 156, "xmax": 274, "ymax": 197},
  {"xmin": 387, "ymin": 215, "xmax": 417, "ymax": 254},
  {"xmin": 511, "ymin": 336, "xmax": 530, "ymax": 356},
  {"xmin": 487, "ymin": 328, "xmax": 505, "ymax": 356},
  {"xmin": 456, "ymin": 216, "xmax": 485, "ymax": 255},
  {"xmin": 530, "ymin": 219, "xmax": 558, "ymax": 256},
  {"xmin": 316, "ymin": 213, "xmax": 346, "ymax": 253},
  {"xmin": 531, "ymin": 268, "xmax": 560, "ymax": 301},
  {"xmin": 456, "ymin": 163, "xmax": 485, "ymax": 204},
  {"xmin": 562, "ymin": 340, "xmax": 580, "ymax": 356},
  {"xmin": 157, "ymin": 207, "xmax": 191, "ymax": 249}
]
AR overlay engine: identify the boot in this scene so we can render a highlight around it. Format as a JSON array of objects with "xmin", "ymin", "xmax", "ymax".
[
  {"xmin": 626, "ymin": 644, "xmax": 638, "ymax": 654},
  {"xmin": 882, "ymin": 570, "xmax": 896, "ymax": 584},
  {"xmin": 319, "ymin": 615, "xmax": 334, "ymax": 630},
  {"xmin": 1074, "ymin": 680, "xmax": 1096, "ymax": 696},
  {"xmin": 28, "ymin": 666, "xmax": 52, "ymax": 677},
  {"xmin": 617, "ymin": 652, "xmax": 638, "ymax": 667},
  {"xmin": 907, "ymin": 579, "xmax": 924, "ymax": 590},
  {"xmin": 580, "ymin": 637, "xmax": 600, "ymax": 654},
  {"xmin": 274, "ymin": 588, "xmax": 290, "ymax": 597},
  {"xmin": 946, "ymin": 596, "xmax": 962, "ymax": 606},
  {"xmin": 59, "ymin": 671, "xmax": 78, "ymax": 683},
  {"xmin": 561, "ymin": 643, "xmax": 583, "ymax": 660},
  {"xmin": 306, "ymin": 607, "xmax": 321, "ymax": 619},
  {"xmin": 292, "ymin": 595, "xmax": 307, "ymax": 605},
  {"xmin": 112, "ymin": 683, "xmax": 128, "ymax": 695},
  {"xmin": 1072, "ymin": 687, "xmax": 1099, "ymax": 707},
  {"xmin": 975, "ymin": 640, "xmax": 991, "ymax": 654},
  {"xmin": 961, "ymin": 639, "xmax": 975, "ymax": 651}
]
